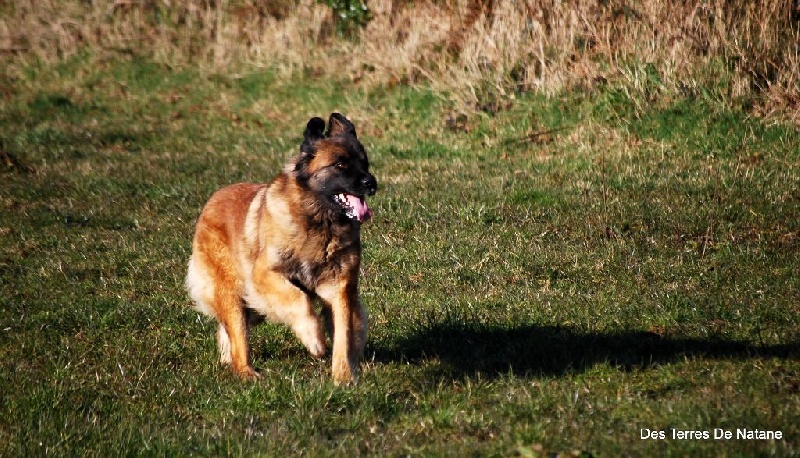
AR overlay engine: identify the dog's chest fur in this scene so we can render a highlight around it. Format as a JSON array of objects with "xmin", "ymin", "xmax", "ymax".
[
  {"xmin": 259, "ymin": 174, "xmax": 361, "ymax": 292},
  {"xmin": 278, "ymin": 225, "xmax": 359, "ymax": 291}
]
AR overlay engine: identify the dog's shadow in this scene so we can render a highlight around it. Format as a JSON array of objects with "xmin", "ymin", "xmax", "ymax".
[{"xmin": 372, "ymin": 322, "xmax": 799, "ymax": 378}]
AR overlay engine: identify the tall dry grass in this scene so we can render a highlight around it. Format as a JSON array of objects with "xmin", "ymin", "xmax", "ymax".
[{"xmin": 2, "ymin": 0, "xmax": 799, "ymax": 121}]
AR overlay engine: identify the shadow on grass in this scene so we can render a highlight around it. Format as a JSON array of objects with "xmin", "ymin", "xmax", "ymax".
[{"xmin": 373, "ymin": 323, "xmax": 800, "ymax": 378}]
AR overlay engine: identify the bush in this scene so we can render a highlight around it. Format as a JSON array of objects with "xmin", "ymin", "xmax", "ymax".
[{"xmin": 318, "ymin": 0, "xmax": 371, "ymax": 37}]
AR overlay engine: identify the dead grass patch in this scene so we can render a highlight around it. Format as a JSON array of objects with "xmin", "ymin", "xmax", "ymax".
[{"xmin": 2, "ymin": 1, "xmax": 799, "ymax": 122}]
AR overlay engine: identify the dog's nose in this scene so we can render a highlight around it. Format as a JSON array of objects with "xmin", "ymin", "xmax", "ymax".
[{"xmin": 361, "ymin": 175, "xmax": 377, "ymax": 196}]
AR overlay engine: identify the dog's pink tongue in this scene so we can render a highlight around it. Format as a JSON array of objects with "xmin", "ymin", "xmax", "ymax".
[{"xmin": 344, "ymin": 194, "xmax": 373, "ymax": 222}]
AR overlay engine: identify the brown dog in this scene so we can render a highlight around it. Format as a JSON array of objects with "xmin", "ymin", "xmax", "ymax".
[{"xmin": 186, "ymin": 113, "xmax": 377, "ymax": 384}]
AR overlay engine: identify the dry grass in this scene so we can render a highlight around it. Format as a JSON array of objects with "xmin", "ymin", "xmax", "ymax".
[{"xmin": 2, "ymin": 0, "xmax": 799, "ymax": 121}]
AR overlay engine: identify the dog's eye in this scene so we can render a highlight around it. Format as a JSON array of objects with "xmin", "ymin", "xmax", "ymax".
[{"xmin": 335, "ymin": 160, "xmax": 348, "ymax": 170}]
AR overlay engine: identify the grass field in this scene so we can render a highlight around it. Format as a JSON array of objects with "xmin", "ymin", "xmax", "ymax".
[{"xmin": 1, "ymin": 53, "xmax": 799, "ymax": 455}]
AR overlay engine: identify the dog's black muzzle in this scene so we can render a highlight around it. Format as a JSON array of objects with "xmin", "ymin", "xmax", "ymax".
[{"xmin": 361, "ymin": 175, "xmax": 378, "ymax": 196}]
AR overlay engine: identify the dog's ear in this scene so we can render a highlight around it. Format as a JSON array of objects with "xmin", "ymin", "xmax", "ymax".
[
  {"xmin": 293, "ymin": 117, "xmax": 324, "ymax": 178},
  {"xmin": 301, "ymin": 116, "xmax": 326, "ymax": 154},
  {"xmin": 325, "ymin": 113, "xmax": 357, "ymax": 138}
]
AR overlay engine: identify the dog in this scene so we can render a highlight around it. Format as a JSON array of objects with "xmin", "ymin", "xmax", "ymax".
[{"xmin": 186, "ymin": 113, "xmax": 377, "ymax": 384}]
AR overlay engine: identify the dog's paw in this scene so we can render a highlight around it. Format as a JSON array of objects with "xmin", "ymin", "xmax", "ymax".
[
  {"xmin": 293, "ymin": 319, "xmax": 326, "ymax": 358},
  {"xmin": 234, "ymin": 365, "xmax": 261, "ymax": 380},
  {"xmin": 306, "ymin": 338, "xmax": 326, "ymax": 359},
  {"xmin": 332, "ymin": 360, "xmax": 356, "ymax": 386}
]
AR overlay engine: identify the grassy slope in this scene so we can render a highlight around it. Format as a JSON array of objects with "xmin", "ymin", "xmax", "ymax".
[{"xmin": 1, "ymin": 54, "xmax": 798, "ymax": 456}]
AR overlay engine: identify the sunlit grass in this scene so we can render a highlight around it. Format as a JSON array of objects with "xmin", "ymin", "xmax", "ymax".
[{"xmin": 1, "ymin": 54, "xmax": 798, "ymax": 455}]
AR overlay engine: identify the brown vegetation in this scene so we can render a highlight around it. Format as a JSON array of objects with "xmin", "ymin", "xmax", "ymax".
[{"xmin": 2, "ymin": 0, "xmax": 799, "ymax": 121}]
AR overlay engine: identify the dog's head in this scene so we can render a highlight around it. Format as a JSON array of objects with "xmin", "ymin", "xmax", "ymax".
[{"xmin": 290, "ymin": 113, "xmax": 377, "ymax": 223}]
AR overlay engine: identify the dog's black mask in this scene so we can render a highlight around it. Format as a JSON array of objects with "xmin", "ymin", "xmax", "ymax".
[{"xmin": 294, "ymin": 113, "xmax": 377, "ymax": 222}]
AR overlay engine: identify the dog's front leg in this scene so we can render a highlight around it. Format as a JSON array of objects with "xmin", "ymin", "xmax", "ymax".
[
  {"xmin": 316, "ymin": 280, "xmax": 367, "ymax": 385},
  {"xmin": 247, "ymin": 264, "xmax": 326, "ymax": 359}
]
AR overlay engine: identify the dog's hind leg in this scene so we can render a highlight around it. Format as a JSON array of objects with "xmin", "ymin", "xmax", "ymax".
[
  {"xmin": 189, "ymin": 242, "xmax": 258, "ymax": 379},
  {"xmin": 215, "ymin": 289, "xmax": 259, "ymax": 379},
  {"xmin": 220, "ymin": 307, "xmax": 263, "ymax": 365},
  {"xmin": 187, "ymin": 255, "xmax": 248, "ymax": 373},
  {"xmin": 216, "ymin": 324, "xmax": 232, "ymax": 365}
]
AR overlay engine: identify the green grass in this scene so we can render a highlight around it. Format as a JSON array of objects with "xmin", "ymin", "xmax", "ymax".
[{"xmin": 1, "ymin": 53, "xmax": 799, "ymax": 456}]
